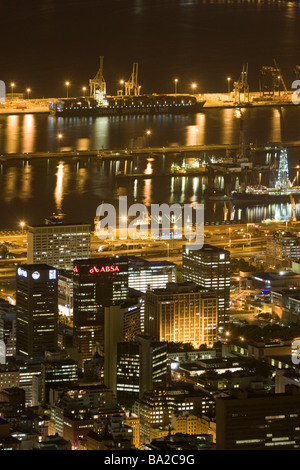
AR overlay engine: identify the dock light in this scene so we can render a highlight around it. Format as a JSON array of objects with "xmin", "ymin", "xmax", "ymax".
[
  {"xmin": 26, "ymin": 88, "xmax": 31, "ymax": 99},
  {"xmin": 191, "ymin": 83, "xmax": 197, "ymax": 92},
  {"xmin": 20, "ymin": 221, "xmax": 25, "ymax": 233},
  {"xmin": 82, "ymin": 86, "xmax": 86, "ymax": 97},
  {"xmin": 227, "ymin": 77, "xmax": 231, "ymax": 94},
  {"xmin": 174, "ymin": 78, "xmax": 178, "ymax": 94},
  {"xmin": 11, "ymin": 83, "xmax": 15, "ymax": 100},
  {"xmin": 65, "ymin": 81, "xmax": 70, "ymax": 98}
]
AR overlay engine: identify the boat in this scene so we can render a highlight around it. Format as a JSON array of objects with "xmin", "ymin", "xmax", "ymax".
[
  {"xmin": 170, "ymin": 159, "xmax": 207, "ymax": 175},
  {"xmin": 231, "ymin": 185, "xmax": 300, "ymax": 203},
  {"xmin": 49, "ymin": 94, "xmax": 206, "ymax": 117}
]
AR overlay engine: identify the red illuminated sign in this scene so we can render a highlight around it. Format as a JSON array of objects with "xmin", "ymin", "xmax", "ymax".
[
  {"xmin": 89, "ymin": 265, "xmax": 120, "ymax": 274},
  {"xmin": 73, "ymin": 265, "xmax": 120, "ymax": 274}
]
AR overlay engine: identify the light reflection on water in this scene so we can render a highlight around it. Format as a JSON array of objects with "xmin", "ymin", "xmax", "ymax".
[
  {"xmin": 0, "ymin": 155, "xmax": 299, "ymax": 229},
  {"xmin": 0, "ymin": 107, "xmax": 300, "ymax": 228}
]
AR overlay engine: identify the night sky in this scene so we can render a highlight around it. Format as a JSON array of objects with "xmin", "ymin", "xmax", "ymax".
[{"xmin": 1, "ymin": 0, "xmax": 300, "ymax": 97}]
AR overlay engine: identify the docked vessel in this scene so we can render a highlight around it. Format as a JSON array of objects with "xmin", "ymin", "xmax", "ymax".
[
  {"xmin": 49, "ymin": 94, "xmax": 206, "ymax": 117},
  {"xmin": 170, "ymin": 159, "xmax": 207, "ymax": 175},
  {"xmin": 231, "ymin": 185, "xmax": 300, "ymax": 203}
]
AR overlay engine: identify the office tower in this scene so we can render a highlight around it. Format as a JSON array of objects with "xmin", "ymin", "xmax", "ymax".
[
  {"xmin": 216, "ymin": 388, "xmax": 300, "ymax": 450},
  {"xmin": 41, "ymin": 351, "xmax": 78, "ymax": 405},
  {"xmin": 266, "ymin": 231, "xmax": 300, "ymax": 268},
  {"xmin": 16, "ymin": 264, "xmax": 58, "ymax": 357},
  {"xmin": 104, "ymin": 300, "xmax": 142, "ymax": 395},
  {"xmin": 128, "ymin": 256, "xmax": 176, "ymax": 291},
  {"xmin": 182, "ymin": 244, "xmax": 230, "ymax": 329},
  {"xmin": 57, "ymin": 270, "xmax": 73, "ymax": 317},
  {"xmin": 144, "ymin": 282, "xmax": 218, "ymax": 348},
  {"xmin": 27, "ymin": 222, "xmax": 90, "ymax": 270},
  {"xmin": 116, "ymin": 335, "xmax": 168, "ymax": 408},
  {"xmin": 72, "ymin": 257, "xmax": 129, "ymax": 360},
  {"xmin": 128, "ymin": 256, "xmax": 177, "ymax": 331}
]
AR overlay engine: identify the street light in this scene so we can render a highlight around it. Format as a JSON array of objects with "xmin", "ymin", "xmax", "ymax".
[
  {"xmin": 191, "ymin": 83, "xmax": 197, "ymax": 93},
  {"xmin": 174, "ymin": 78, "xmax": 178, "ymax": 94},
  {"xmin": 227, "ymin": 77, "xmax": 231, "ymax": 94},
  {"xmin": 65, "ymin": 81, "xmax": 70, "ymax": 98},
  {"xmin": 82, "ymin": 86, "xmax": 86, "ymax": 97},
  {"xmin": 20, "ymin": 221, "xmax": 25, "ymax": 233},
  {"xmin": 146, "ymin": 129, "xmax": 151, "ymax": 147},
  {"xmin": 120, "ymin": 80, "xmax": 124, "ymax": 95},
  {"xmin": 11, "ymin": 83, "xmax": 15, "ymax": 100},
  {"xmin": 26, "ymin": 88, "xmax": 31, "ymax": 100}
]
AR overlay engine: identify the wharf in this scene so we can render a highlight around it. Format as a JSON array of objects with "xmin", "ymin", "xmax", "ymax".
[
  {"xmin": 0, "ymin": 140, "xmax": 300, "ymax": 162},
  {"xmin": 0, "ymin": 91, "xmax": 297, "ymax": 115}
]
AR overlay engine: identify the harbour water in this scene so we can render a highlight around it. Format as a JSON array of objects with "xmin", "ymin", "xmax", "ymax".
[
  {"xmin": 1, "ymin": 0, "xmax": 300, "ymax": 229},
  {"xmin": 0, "ymin": 106, "xmax": 300, "ymax": 229}
]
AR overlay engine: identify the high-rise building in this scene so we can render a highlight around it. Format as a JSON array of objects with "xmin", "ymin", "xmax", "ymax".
[
  {"xmin": 116, "ymin": 335, "xmax": 168, "ymax": 408},
  {"xmin": 104, "ymin": 300, "xmax": 142, "ymax": 395},
  {"xmin": 182, "ymin": 244, "xmax": 230, "ymax": 329},
  {"xmin": 41, "ymin": 351, "xmax": 78, "ymax": 405},
  {"xmin": 216, "ymin": 388, "xmax": 300, "ymax": 450},
  {"xmin": 144, "ymin": 282, "xmax": 218, "ymax": 348},
  {"xmin": 16, "ymin": 264, "xmax": 58, "ymax": 357},
  {"xmin": 72, "ymin": 257, "xmax": 129, "ymax": 360},
  {"xmin": 27, "ymin": 222, "xmax": 90, "ymax": 271},
  {"xmin": 266, "ymin": 231, "xmax": 300, "ymax": 268},
  {"xmin": 128, "ymin": 256, "xmax": 176, "ymax": 292},
  {"xmin": 128, "ymin": 256, "xmax": 177, "ymax": 331}
]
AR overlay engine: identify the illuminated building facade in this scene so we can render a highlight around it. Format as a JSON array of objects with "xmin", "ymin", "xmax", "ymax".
[
  {"xmin": 216, "ymin": 388, "xmax": 300, "ymax": 450},
  {"xmin": 266, "ymin": 231, "xmax": 300, "ymax": 268},
  {"xmin": 144, "ymin": 282, "xmax": 218, "ymax": 348},
  {"xmin": 72, "ymin": 257, "xmax": 129, "ymax": 360},
  {"xmin": 104, "ymin": 300, "xmax": 142, "ymax": 394},
  {"xmin": 116, "ymin": 335, "xmax": 168, "ymax": 408},
  {"xmin": 128, "ymin": 256, "xmax": 177, "ymax": 331},
  {"xmin": 182, "ymin": 244, "xmax": 230, "ymax": 329},
  {"xmin": 27, "ymin": 222, "xmax": 90, "ymax": 271},
  {"xmin": 16, "ymin": 264, "xmax": 58, "ymax": 357}
]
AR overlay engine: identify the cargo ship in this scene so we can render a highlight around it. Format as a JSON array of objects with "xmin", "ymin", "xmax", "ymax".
[
  {"xmin": 49, "ymin": 94, "xmax": 206, "ymax": 117},
  {"xmin": 231, "ymin": 185, "xmax": 300, "ymax": 203}
]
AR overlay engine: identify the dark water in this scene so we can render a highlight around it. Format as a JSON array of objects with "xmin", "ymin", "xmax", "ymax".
[
  {"xmin": 1, "ymin": 0, "xmax": 300, "ymax": 97},
  {"xmin": 1, "ymin": 0, "xmax": 300, "ymax": 228},
  {"xmin": 0, "ymin": 105, "xmax": 300, "ymax": 229}
]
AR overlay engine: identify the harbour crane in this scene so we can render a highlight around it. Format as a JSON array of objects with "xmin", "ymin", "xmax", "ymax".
[
  {"xmin": 124, "ymin": 63, "xmax": 141, "ymax": 96},
  {"xmin": 89, "ymin": 56, "xmax": 106, "ymax": 99},
  {"xmin": 233, "ymin": 63, "xmax": 249, "ymax": 104}
]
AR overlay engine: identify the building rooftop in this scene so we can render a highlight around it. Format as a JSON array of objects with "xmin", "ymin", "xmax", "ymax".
[
  {"xmin": 128, "ymin": 256, "xmax": 176, "ymax": 268},
  {"xmin": 148, "ymin": 281, "xmax": 212, "ymax": 295}
]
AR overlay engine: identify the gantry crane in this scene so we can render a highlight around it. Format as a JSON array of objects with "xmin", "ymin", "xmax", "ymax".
[
  {"xmin": 89, "ymin": 56, "xmax": 106, "ymax": 99},
  {"xmin": 124, "ymin": 63, "xmax": 141, "ymax": 96},
  {"xmin": 233, "ymin": 63, "xmax": 249, "ymax": 104}
]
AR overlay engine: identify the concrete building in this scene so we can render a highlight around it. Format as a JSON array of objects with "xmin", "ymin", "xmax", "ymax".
[
  {"xmin": 216, "ymin": 387, "xmax": 300, "ymax": 450},
  {"xmin": 144, "ymin": 282, "xmax": 218, "ymax": 348},
  {"xmin": 116, "ymin": 335, "xmax": 168, "ymax": 408},
  {"xmin": 182, "ymin": 244, "xmax": 230, "ymax": 329},
  {"xmin": 266, "ymin": 231, "xmax": 300, "ymax": 268},
  {"xmin": 16, "ymin": 264, "xmax": 58, "ymax": 357},
  {"xmin": 27, "ymin": 221, "xmax": 90, "ymax": 271}
]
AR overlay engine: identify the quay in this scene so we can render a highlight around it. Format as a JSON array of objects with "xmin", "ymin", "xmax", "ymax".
[
  {"xmin": 0, "ymin": 91, "xmax": 297, "ymax": 115},
  {"xmin": 0, "ymin": 140, "xmax": 300, "ymax": 163}
]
